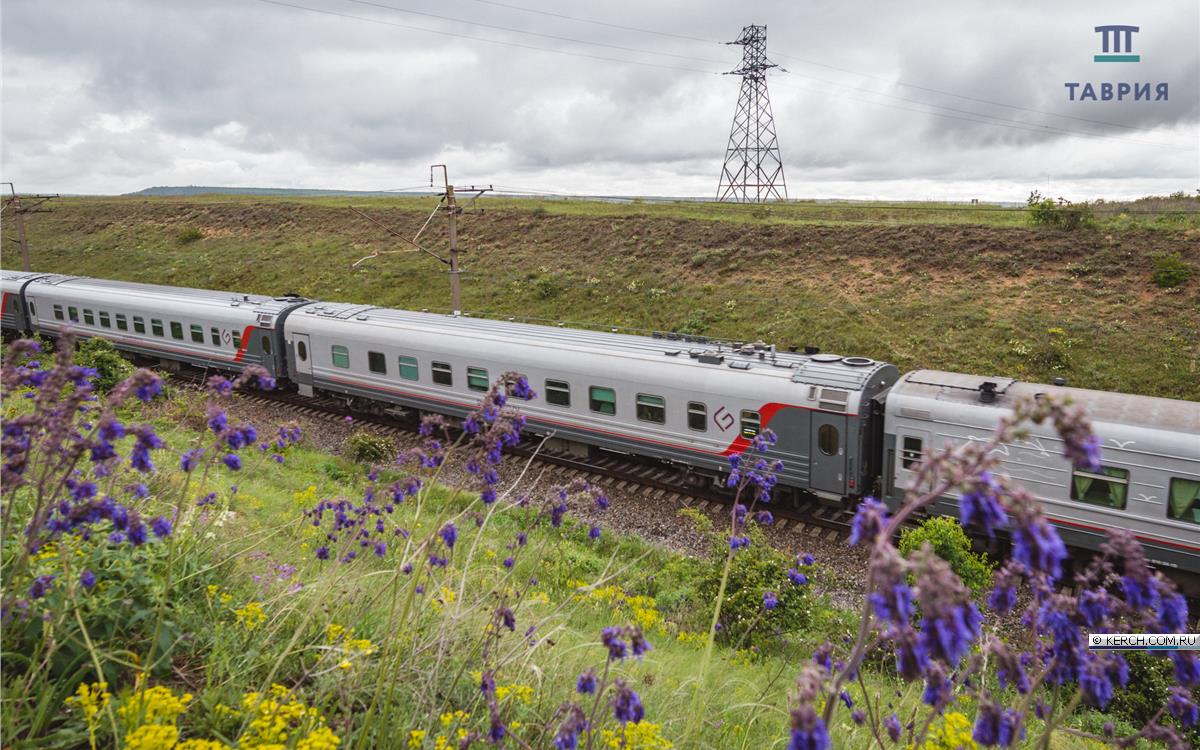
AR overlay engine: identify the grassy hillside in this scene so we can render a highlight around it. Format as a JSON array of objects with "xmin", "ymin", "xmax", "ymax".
[{"xmin": 21, "ymin": 195, "xmax": 1200, "ymax": 400}]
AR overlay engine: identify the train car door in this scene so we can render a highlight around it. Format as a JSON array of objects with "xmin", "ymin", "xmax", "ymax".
[
  {"xmin": 810, "ymin": 413, "xmax": 847, "ymax": 497},
  {"xmin": 24, "ymin": 294, "xmax": 41, "ymax": 335},
  {"xmin": 293, "ymin": 333, "xmax": 313, "ymax": 396}
]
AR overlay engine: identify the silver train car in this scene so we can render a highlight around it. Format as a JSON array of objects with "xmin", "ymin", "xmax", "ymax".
[
  {"xmin": 883, "ymin": 371, "xmax": 1200, "ymax": 573},
  {"xmin": 286, "ymin": 302, "xmax": 897, "ymax": 501},
  {"xmin": 10, "ymin": 274, "xmax": 307, "ymax": 378},
  {"xmin": 3, "ymin": 271, "xmax": 1198, "ymax": 576}
]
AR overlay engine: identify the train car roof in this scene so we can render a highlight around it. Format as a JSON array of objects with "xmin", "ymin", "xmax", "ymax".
[
  {"xmin": 891, "ymin": 369, "xmax": 1200, "ymax": 434},
  {"xmin": 25, "ymin": 273, "xmax": 307, "ymax": 320},
  {"xmin": 291, "ymin": 302, "xmax": 894, "ymax": 392}
]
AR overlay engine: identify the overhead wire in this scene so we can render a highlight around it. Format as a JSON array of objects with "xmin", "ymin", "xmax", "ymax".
[
  {"xmin": 252, "ymin": 0, "xmax": 720, "ymax": 74},
  {"xmin": 252, "ymin": 0, "xmax": 1194, "ymax": 150},
  {"xmin": 338, "ymin": 0, "xmax": 727, "ymax": 64}
]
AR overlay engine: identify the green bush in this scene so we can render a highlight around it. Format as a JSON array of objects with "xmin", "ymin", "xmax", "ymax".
[
  {"xmin": 1151, "ymin": 252, "xmax": 1193, "ymax": 288},
  {"xmin": 532, "ymin": 276, "xmax": 560, "ymax": 299},
  {"xmin": 677, "ymin": 308, "xmax": 714, "ymax": 335},
  {"xmin": 177, "ymin": 226, "xmax": 204, "ymax": 244},
  {"xmin": 699, "ymin": 524, "xmax": 813, "ymax": 651},
  {"xmin": 345, "ymin": 429, "xmax": 394, "ymax": 464},
  {"xmin": 74, "ymin": 336, "xmax": 134, "ymax": 392},
  {"xmin": 1026, "ymin": 191, "xmax": 1093, "ymax": 230},
  {"xmin": 898, "ymin": 516, "xmax": 993, "ymax": 596}
]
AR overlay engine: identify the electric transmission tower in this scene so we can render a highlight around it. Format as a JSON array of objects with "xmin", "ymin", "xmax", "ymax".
[{"xmin": 715, "ymin": 25, "xmax": 787, "ymax": 203}]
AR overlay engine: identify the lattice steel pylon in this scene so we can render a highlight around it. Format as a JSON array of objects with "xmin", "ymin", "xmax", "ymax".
[{"xmin": 716, "ymin": 25, "xmax": 787, "ymax": 203}]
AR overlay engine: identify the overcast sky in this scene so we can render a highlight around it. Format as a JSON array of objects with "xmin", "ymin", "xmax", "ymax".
[{"xmin": 2, "ymin": 0, "xmax": 1197, "ymax": 200}]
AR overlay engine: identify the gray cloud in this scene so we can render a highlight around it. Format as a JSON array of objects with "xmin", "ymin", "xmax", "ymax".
[{"xmin": 2, "ymin": 0, "xmax": 1197, "ymax": 199}]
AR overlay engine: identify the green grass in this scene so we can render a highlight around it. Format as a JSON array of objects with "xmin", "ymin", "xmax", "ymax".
[{"xmin": 19, "ymin": 194, "xmax": 1200, "ymax": 401}]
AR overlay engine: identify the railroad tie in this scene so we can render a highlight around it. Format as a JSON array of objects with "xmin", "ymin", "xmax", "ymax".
[
  {"xmin": 790, "ymin": 522, "xmax": 805, "ymax": 533},
  {"xmin": 808, "ymin": 526, "xmax": 822, "ymax": 537}
]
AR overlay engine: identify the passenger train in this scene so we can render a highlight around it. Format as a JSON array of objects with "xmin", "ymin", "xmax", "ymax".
[{"xmin": 4, "ymin": 269, "xmax": 1198, "ymax": 579}]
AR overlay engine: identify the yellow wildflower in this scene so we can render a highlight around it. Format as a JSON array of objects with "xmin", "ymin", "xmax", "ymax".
[
  {"xmin": 206, "ymin": 585, "xmax": 219, "ymax": 603},
  {"xmin": 408, "ymin": 729, "xmax": 427, "ymax": 748},
  {"xmin": 234, "ymin": 602, "xmax": 267, "ymax": 631},
  {"xmin": 124, "ymin": 724, "xmax": 179, "ymax": 750},
  {"xmin": 325, "ymin": 623, "xmax": 347, "ymax": 643},
  {"xmin": 440, "ymin": 710, "xmax": 469, "ymax": 727},
  {"xmin": 66, "ymin": 681, "xmax": 111, "ymax": 750},
  {"xmin": 495, "ymin": 684, "xmax": 533, "ymax": 704},
  {"xmin": 345, "ymin": 638, "xmax": 376, "ymax": 656},
  {"xmin": 66, "ymin": 681, "xmax": 111, "ymax": 723},
  {"xmin": 220, "ymin": 592, "xmax": 233, "ymax": 605},
  {"xmin": 118, "ymin": 685, "xmax": 192, "ymax": 725},
  {"xmin": 433, "ymin": 735, "xmax": 449, "ymax": 750},
  {"xmin": 296, "ymin": 726, "xmax": 341, "ymax": 750},
  {"xmin": 34, "ymin": 543, "xmax": 58, "ymax": 561},
  {"xmin": 602, "ymin": 721, "xmax": 673, "ymax": 749},
  {"xmin": 177, "ymin": 741, "xmax": 232, "ymax": 749},
  {"xmin": 913, "ymin": 711, "xmax": 978, "ymax": 750},
  {"xmin": 527, "ymin": 591, "xmax": 550, "ymax": 605}
]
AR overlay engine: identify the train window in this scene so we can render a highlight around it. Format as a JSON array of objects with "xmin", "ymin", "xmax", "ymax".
[
  {"xmin": 232, "ymin": 330, "xmax": 242, "ymax": 350},
  {"xmin": 83, "ymin": 309, "xmax": 95, "ymax": 326},
  {"xmin": 368, "ymin": 351, "xmax": 387, "ymax": 375},
  {"xmin": 636, "ymin": 394, "xmax": 666, "ymax": 424},
  {"xmin": 1070, "ymin": 467, "xmax": 1129, "ymax": 510},
  {"xmin": 151, "ymin": 319, "xmax": 164, "ymax": 337},
  {"xmin": 1167, "ymin": 478, "xmax": 1200, "ymax": 524},
  {"xmin": 589, "ymin": 386, "xmax": 616, "ymax": 416},
  {"xmin": 68, "ymin": 306, "xmax": 79, "ymax": 322},
  {"xmin": 132, "ymin": 316, "xmax": 144, "ymax": 334},
  {"xmin": 261, "ymin": 336, "xmax": 271, "ymax": 355},
  {"xmin": 331, "ymin": 345, "xmax": 350, "ymax": 368},
  {"xmin": 115, "ymin": 314, "xmax": 128, "ymax": 331},
  {"xmin": 297, "ymin": 341, "xmax": 308, "ymax": 361},
  {"xmin": 687, "ymin": 402, "xmax": 707, "ymax": 431},
  {"xmin": 398, "ymin": 356, "xmax": 418, "ymax": 381},
  {"xmin": 545, "ymin": 380, "xmax": 570, "ymax": 407},
  {"xmin": 53, "ymin": 304, "xmax": 64, "ymax": 320},
  {"xmin": 432, "ymin": 361, "xmax": 453, "ymax": 386},
  {"xmin": 29, "ymin": 301, "xmax": 36, "ymax": 317},
  {"xmin": 170, "ymin": 321, "xmax": 183, "ymax": 340},
  {"xmin": 467, "ymin": 367, "xmax": 489, "ymax": 392},
  {"xmin": 740, "ymin": 410, "xmax": 760, "ymax": 439},
  {"xmin": 210, "ymin": 327, "xmax": 220, "ymax": 346},
  {"xmin": 99, "ymin": 312, "xmax": 111, "ymax": 328},
  {"xmin": 818, "ymin": 424, "xmax": 839, "ymax": 456},
  {"xmin": 190, "ymin": 324, "xmax": 204, "ymax": 343},
  {"xmin": 901, "ymin": 437, "xmax": 923, "ymax": 469}
]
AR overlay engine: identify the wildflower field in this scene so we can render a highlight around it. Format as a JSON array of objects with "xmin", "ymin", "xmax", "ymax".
[{"xmin": 2, "ymin": 336, "xmax": 1198, "ymax": 749}]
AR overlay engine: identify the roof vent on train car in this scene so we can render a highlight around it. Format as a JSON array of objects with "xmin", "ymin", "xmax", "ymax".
[
  {"xmin": 355, "ymin": 315, "xmax": 368, "ymax": 321},
  {"xmin": 979, "ymin": 382, "xmax": 998, "ymax": 403},
  {"xmin": 728, "ymin": 361, "xmax": 751, "ymax": 370},
  {"xmin": 811, "ymin": 353, "xmax": 842, "ymax": 363},
  {"xmin": 842, "ymin": 357, "xmax": 875, "ymax": 367},
  {"xmin": 787, "ymin": 345, "xmax": 798, "ymax": 352},
  {"xmin": 698, "ymin": 352, "xmax": 724, "ymax": 365},
  {"xmin": 663, "ymin": 350, "xmax": 681, "ymax": 356},
  {"xmin": 1053, "ymin": 377, "xmax": 1067, "ymax": 386},
  {"xmin": 804, "ymin": 345, "xmax": 820, "ymax": 355}
]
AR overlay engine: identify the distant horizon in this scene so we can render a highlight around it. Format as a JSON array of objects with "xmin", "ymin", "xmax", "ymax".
[{"xmin": 26, "ymin": 184, "xmax": 1198, "ymax": 207}]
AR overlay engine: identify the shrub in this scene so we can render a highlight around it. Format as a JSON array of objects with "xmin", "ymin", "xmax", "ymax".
[
  {"xmin": 676, "ymin": 308, "xmax": 713, "ymax": 335},
  {"xmin": 74, "ymin": 336, "xmax": 134, "ymax": 392},
  {"xmin": 532, "ymin": 276, "xmax": 560, "ymax": 299},
  {"xmin": 345, "ymin": 429, "xmax": 394, "ymax": 464},
  {"xmin": 1026, "ymin": 191, "xmax": 1093, "ymax": 230},
  {"xmin": 176, "ymin": 226, "xmax": 203, "ymax": 244},
  {"xmin": 1152, "ymin": 252, "xmax": 1193, "ymax": 288},
  {"xmin": 898, "ymin": 516, "xmax": 993, "ymax": 596},
  {"xmin": 699, "ymin": 524, "xmax": 812, "ymax": 651}
]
